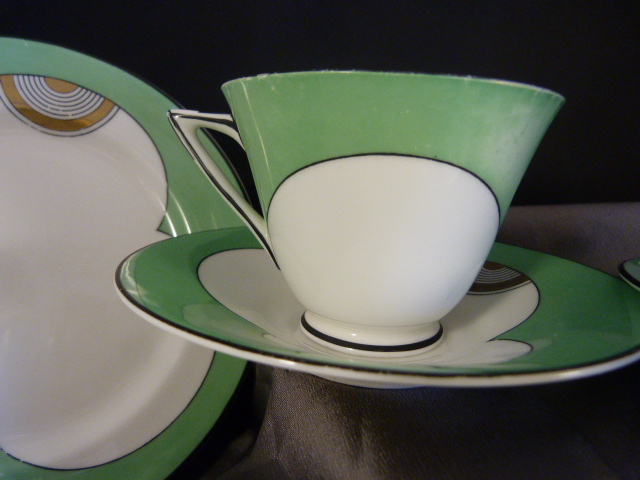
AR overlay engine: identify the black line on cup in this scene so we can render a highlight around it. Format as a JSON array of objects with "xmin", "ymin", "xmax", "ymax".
[
  {"xmin": 267, "ymin": 153, "xmax": 501, "ymax": 222},
  {"xmin": 168, "ymin": 112, "xmax": 278, "ymax": 267},
  {"xmin": 301, "ymin": 314, "xmax": 444, "ymax": 353}
]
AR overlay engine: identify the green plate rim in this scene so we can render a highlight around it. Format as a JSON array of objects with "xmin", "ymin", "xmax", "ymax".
[{"xmin": 0, "ymin": 37, "xmax": 247, "ymax": 478}]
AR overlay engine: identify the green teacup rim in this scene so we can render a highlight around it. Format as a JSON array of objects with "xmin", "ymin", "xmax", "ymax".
[{"xmin": 222, "ymin": 70, "xmax": 565, "ymax": 101}]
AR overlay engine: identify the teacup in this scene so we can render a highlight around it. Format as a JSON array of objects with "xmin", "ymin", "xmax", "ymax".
[{"xmin": 169, "ymin": 71, "xmax": 563, "ymax": 356}]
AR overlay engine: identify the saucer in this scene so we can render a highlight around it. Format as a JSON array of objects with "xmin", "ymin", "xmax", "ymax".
[
  {"xmin": 0, "ymin": 38, "xmax": 247, "ymax": 478},
  {"xmin": 620, "ymin": 258, "xmax": 640, "ymax": 293},
  {"xmin": 117, "ymin": 227, "xmax": 640, "ymax": 388}
]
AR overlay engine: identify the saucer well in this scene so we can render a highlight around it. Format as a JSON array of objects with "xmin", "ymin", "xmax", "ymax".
[
  {"xmin": 0, "ymin": 38, "xmax": 247, "ymax": 478},
  {"xmin": 117, "ymin": 227, "xmax": 640, "ymax": 388}
]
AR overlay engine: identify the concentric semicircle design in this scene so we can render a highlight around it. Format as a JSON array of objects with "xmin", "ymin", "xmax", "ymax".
[{"xmin": 0, "ymin": 74, "xmax": 118, "ymax": 135}]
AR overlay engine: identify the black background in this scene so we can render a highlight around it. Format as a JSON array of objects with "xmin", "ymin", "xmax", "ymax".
[{"xmin": 1, "ymin": 0, "xmax": 638, "ymax": 207}]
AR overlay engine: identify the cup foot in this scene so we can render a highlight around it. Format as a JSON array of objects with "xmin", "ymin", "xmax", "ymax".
[{"xmin": 300, "ymin": 312, "xmax": 443, "ymax": 358}]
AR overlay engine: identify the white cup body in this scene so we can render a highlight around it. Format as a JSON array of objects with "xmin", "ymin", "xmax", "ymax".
[{"xmin": 268, "ymin": 155, "xmax": 500, "ymax": 348}]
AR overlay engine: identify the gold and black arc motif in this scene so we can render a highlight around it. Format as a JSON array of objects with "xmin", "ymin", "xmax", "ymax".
[
  {"xmin": 469, "ymin": 261, "xmax": 532, "ymax": 294},
  {"xmin": 0, "ymin": 74, "xmax": 118, "ymax": 136}
]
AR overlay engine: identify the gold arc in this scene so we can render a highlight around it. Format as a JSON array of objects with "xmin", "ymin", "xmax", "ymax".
[
  {"xmin": 0, "ymin": 75, "xmax": 116, "ymax": 132},
  {"xmin": 44, "ymin": 77, "xmax": 78, "ymax": 94}
]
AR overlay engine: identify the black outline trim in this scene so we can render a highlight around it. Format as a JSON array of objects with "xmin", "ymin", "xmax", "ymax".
[
  {"xmin": 267, "ymin": 153, "xmax": 501, "ymax": 221},
  {"xmin": 0, "ymin": 353, "xmax": 221, "ymax": 472},
  {"xmin": 168, "ymin": 112, "xmax": 278, "ymax": 266},
  {"xmin": 0, "ymin": 36, "xmax": 250, "ymax": 236},
  {"xmin": 115, "ymin": 228, "xmax": 640, "ymax": 385},
  {"xmin": 301, "ymin": 314, "xmax": 444, "ymax": 353},
  {"xmin": 19, "ymin": 75, "xmax": 103, "ymax": 116},
  {"xmin": 0, "ymin": 74, "xmax": 120, "ymax": 137},
  {"xmin": 117, "ymin": 244, "xmax": 539, "ymax": 382},
  {"xmin": 0, "ymin": 72, "xmax": 173, "ymax": 233},
  {"xmin": 0, "ymin": 38, "xmax": 249, "ymax": 478},
  {"xmin": 467, "ymin": 280, "xmax": 533, "ymax": 295}
]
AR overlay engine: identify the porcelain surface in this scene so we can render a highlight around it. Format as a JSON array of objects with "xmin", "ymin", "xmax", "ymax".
[
  {"xmin": 267, "ymin": 154, "xmax": 499, "ymax": 349},
  {"xmin": 0, "ymin": 38, "xmax": 246, "ymax": 479},
  {"xmin": 620, "ymin": 258, "xmax": 640, "ymax": 293},
  {"xmin": 170, "ymin": 73, "xmax": 563, "ymax": 351},
  {"xmin": 118, "ymin": 227, "xmax": 640, "ymax": 388}
]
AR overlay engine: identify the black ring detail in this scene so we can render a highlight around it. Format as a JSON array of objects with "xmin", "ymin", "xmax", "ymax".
[{"xmin": 301, "ymin": 314, "xmax": 444, "ymax": 353}]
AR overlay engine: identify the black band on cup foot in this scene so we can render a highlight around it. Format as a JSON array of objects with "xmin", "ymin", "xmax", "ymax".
[{"xmin": 300, "ymin": 313, "xmax": 444, "ymax": 354}]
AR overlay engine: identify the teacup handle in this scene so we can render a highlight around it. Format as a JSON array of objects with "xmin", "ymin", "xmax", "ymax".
[{"xmin": 168, "ymin": 109, "xmax": 275, "ymax": 262}]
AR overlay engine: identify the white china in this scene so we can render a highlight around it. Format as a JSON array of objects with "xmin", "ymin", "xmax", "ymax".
[
  {"xmin": 117, "ymin": 228, "xmax": 640, "ymax": 388},
  {"xmin": 0, "ymin": 85, "xmax": 212, "ymax": 469},
  {"xmin": 0, "ymin": 37, "xmax": 246, "ymax": 477},
  {"xmin": 268, "ymin": 154, "xmax": 499, "ymax": 354},
  {"xmin": 169, "ymin": 73, "xmax": 563, "ymax": 353}
]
